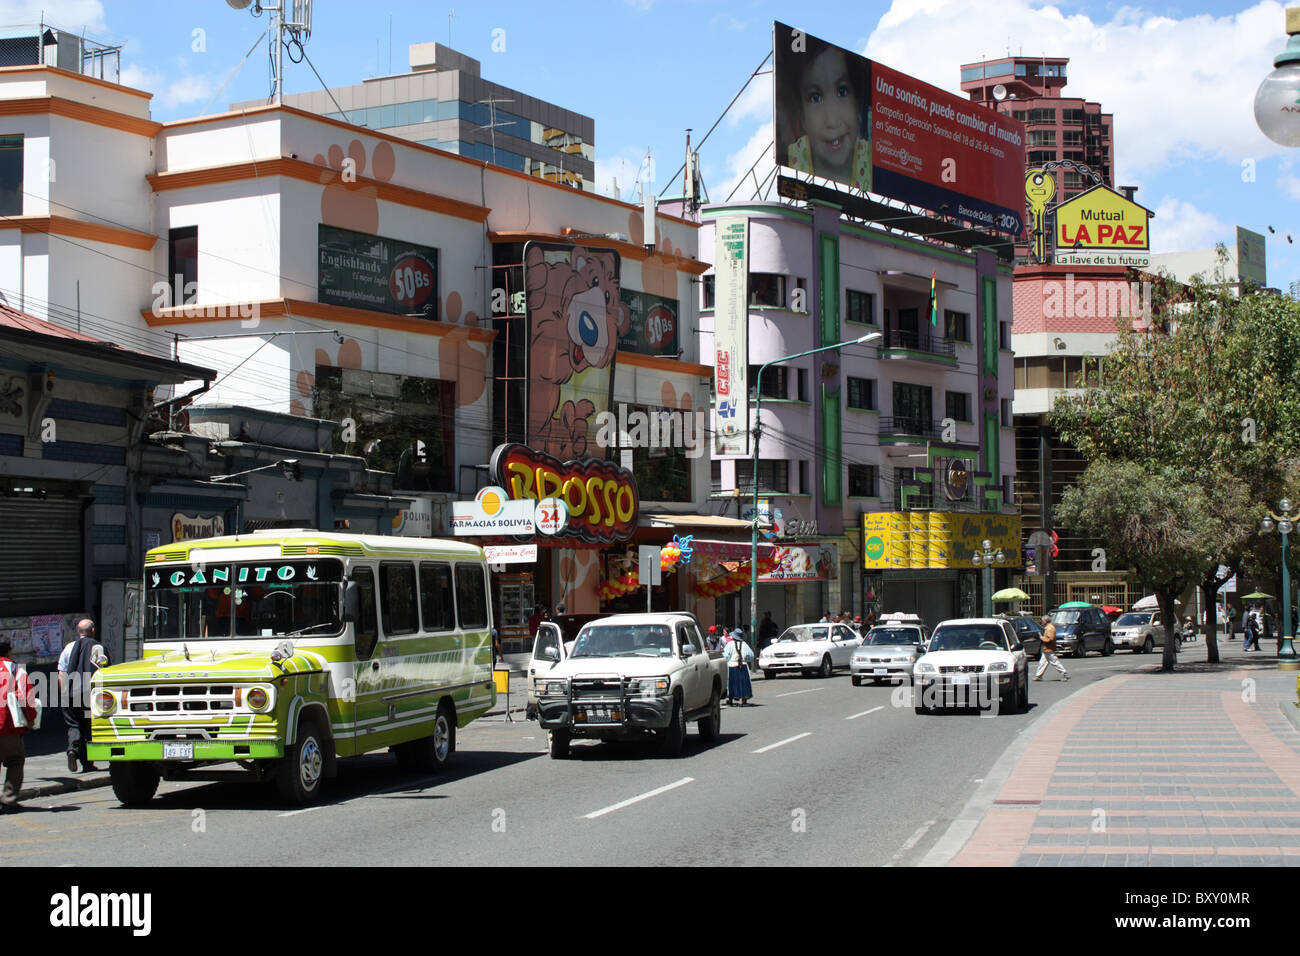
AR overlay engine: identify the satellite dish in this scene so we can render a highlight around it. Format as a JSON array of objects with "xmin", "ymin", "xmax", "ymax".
[
  {"xmin": 992, "ymin": 84, "xmax": 1008, "ymax": 101},
  {"xmin": 226, "ymin": 0, "xmax": 253, "ymax": 9}
]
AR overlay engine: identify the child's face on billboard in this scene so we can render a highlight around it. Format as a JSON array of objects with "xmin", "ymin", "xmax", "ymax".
[{"xmin": 800, "ymin": 47, "xmax": 858, "ymax": 180}]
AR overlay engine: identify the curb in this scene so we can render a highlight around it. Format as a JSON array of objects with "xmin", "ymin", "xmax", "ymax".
[{"xmin": 19, "ymin": 772, "xmax": 112, "ymax": 802}]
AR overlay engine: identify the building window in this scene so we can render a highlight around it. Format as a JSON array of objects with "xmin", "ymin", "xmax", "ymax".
[
  {"xmin": 1062, "ymin": 130, "xmax": 1084, "ymax": 147},
  {"xmin": 607, "ymin": 404, "xmax": 694, "ymax": 502},
  {"xmin": 1062, "ymin": 108, "xmax": 1084, "ymax": 124},
  {"xmin": 799, "ymin": 460, "xmax": 808, "ymax": 494},
  {"xmin": 711, "ymin": 459, "xmax": 722, "ymax": 493},
  {"xmin": 1027, "ymin": 150, "xmax": 1056, "ymax": 166},
  {"xmin": 1011, "ymin": 109, "xmax": 1026, "ymax": 122},
  {"xmin": 846, "ymin": 289, "xmax": 876, "ymax": 326},
  {"xmin": 892, "ymin": 382, "xmax": 933, "ymax": 432},
  {"xmin": 749, "ymin": 273, "xmax": 787, "ymax": 308},
  {"xmin": 1027, "ymin": 130, "xmax": 1057, "ymax": 148},
  {"xmin": 749, "ymin": 364, "xmax": 787, "ymax": 400},
  {"xmin": 168, "ymin": 226, "xmax": 198, "ymax": 306},
  {"xmin": 0, "ymin": 135, "xmax": 21, "ymax": 217},
  {"xmin": 848, "ymin": 464, "xmax": 878, "ymax": 497},
  {"xmin": 702, "ymin": 274, "xmax": 715, "ymax": 310},
  {"xmin": 735, "ymin": 459, "xmax": 789, "ymax": 494},
  {"xmin": 944, "ymin": 309, "xmax": 969, "ymax": 342},
  {"xmin": 847, "ymin": 377, "xmax": 876, "ymax": 411},
  {"xmin": 1000, "ymin": 321, "xmax": 1011, "ymax": 349},
  {"xmin": 1027, "ymin": 108, "xmax": 1057, "ymax": 125},
  {"xmin": 946, "ymin": 391, "xmax": 970, "ymax": 422},
  {"xmin": 796, "ymin": 367, "xmax": 808, "ymax": 402}
]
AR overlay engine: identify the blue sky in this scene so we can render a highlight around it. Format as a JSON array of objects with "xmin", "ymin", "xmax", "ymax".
[{"xmin": 11, "ymin": 0, "xmax": 1300, "ymax": 287}]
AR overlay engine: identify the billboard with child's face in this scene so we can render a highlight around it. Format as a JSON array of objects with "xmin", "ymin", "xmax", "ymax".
[{"xmin": 773, "ymin": 22, "xmax": 1026, "ymax": 235}]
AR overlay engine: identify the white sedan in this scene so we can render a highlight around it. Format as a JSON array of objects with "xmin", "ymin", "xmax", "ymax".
[
  {"xmin": 912, "ymin": 618, "xmax": 1029, "ymax": 715},
  {"xmin": 759, "ymin": 623, "xmax": 862, "ymax": 679}
]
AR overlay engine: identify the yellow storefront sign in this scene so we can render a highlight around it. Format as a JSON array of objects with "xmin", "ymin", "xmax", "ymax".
[
  {"xmin": 863, "ymin": 512, "xmax": 1021, "ymax": 570},
  {"xmin": 1055, "ymin": 185, "xmax": 1152, "ymax": 252}
]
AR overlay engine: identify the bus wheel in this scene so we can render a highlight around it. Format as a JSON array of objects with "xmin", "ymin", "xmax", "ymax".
[
  {"xmin": 396, "ymin": 701, "xmax": 457, "ymax": 773},
  {"xmin": 278, "ymin": 714, "xmax": 327, "ymax": 806},
  {"xmin": 110, "ymin": 763, "xmax": 160, "ymax": 806}
]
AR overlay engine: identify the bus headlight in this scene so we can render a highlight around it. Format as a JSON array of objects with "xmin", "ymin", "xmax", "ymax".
[
  {"xmin": 92, "ymin": 690, "xmax": 117, "ymax": 717},
  {"xmin": 245, "ymin": 685, "xmax": 274, "ymax": 713}
]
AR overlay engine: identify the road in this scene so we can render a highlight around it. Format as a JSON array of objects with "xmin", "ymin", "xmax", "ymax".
[{"xmin": 1, "ymin": 653, "xmax": 1152, "ymax": 867}]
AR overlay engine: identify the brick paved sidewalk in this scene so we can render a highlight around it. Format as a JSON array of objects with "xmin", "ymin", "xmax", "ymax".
[{"xmin": 947, "ymin": 652, "xmax": 1300, "ymax": 866}]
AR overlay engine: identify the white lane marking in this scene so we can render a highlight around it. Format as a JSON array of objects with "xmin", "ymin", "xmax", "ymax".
[
  {"xmin": 776, "ymin": 688, "xmax": 824, "ymax": 698},
  {"xmin": 752, "ymin": 732, "xmax": 812, "ymax": 754},
  {"xmin": 886, "ymin": 819, "xmax": 937, "ymax": 866},
  {"xmin": 584, "ymin": 777, "xmax": 694, "ymax": 820},
  {"xmin": 279, "ymin": 778, "xmax": 443, "ymax": 817},
  {"xmin": 846, "ymin": 706, "xmax": 884, "ymax": 720}
]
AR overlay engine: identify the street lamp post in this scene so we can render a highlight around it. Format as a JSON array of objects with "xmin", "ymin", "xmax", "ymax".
[
  {"xmin": 749, "ymin": 332, "xmax": 881, "ymax": 647},
  {"xmin": 1255, "ymin": 7, "xmax": 1300, "ymax": 147},
  {"xmin": 971, "ymin": 538, "xmax": 1005, "ymax": 617},
  {"xmin": 1260, "ymin": 498, "xmax": 1299, "ymax": 669}
]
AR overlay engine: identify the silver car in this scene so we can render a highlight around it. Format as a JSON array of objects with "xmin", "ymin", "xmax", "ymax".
[{"xmin": 850, "ymin": 623, "xmax": 929, "ymax": 685}]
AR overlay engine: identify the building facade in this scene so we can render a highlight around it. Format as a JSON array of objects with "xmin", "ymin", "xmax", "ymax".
[{"xmin": 699, "ymin": 202, "xmax": 1018, "ymax": 635}]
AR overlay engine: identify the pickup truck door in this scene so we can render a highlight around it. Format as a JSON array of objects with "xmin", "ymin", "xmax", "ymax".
[
  {"xmin": 528, "ymin": 622, "xmax": 565, "ymax": 705},
  {"xmin": 676, "ymin": 623, "xmax": 708, "ymax": 708}
]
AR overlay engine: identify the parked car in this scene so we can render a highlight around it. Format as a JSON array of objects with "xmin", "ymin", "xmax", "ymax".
[
  {"xmin": 1049, "ymin": 605, "xmax": 1113, "ymax": 657},
  {"xmin": 1003, "ymin": 615, "xmax": 1044, "ymax": 660},
  {"xmin": 850, "ymin": 616, "xmax": 929, "ymax": 685},
  {"xmin": 759, "ymin": 622, "xmax": 862, "ymax": 679},
  {"xmin": 913, "ymin": 618, "xmax": 1030, "ymax": 715},
  {"xmin": 1111, "ymin": 611, "xmax": 1170, "ymax": 654}
]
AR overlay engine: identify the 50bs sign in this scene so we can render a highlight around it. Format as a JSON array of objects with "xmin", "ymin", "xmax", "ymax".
[{"xmin": 319, "ymin": 225, "xmax": 439, "ymax": 318}]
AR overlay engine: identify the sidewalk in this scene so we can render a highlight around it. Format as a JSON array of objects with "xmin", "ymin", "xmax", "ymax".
[
  {"xmin": 9, "ymin": 652, "xmax": 535, "ymax": 804},
  {"xmin": 928, "ymin": 646, "xmax": 1300, "ymax": 866}
]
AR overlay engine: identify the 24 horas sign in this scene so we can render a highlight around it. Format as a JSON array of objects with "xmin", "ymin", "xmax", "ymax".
[{"xmin": 490, "ymin": 443, "xmax": 638, "ymax": 546}]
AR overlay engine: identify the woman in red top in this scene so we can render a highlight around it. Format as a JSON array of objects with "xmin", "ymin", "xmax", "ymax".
[{"xmin": 0, "ymin": 639, "xmax": 39, "ymax": 811}]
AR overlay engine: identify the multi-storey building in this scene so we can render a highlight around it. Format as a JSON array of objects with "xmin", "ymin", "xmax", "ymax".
[
  {"xmin": 234, "ymin": 42, "xmax": 595, "ymax": 190},
  {"xmin": 699, "ymin": 203, "xmax": 1018, "ymax": 633}
]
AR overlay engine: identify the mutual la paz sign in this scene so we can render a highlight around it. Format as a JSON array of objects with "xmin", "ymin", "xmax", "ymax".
[{"xmin": 1054, "ymin": 185, "xmax": 1153, "ymax": 266}]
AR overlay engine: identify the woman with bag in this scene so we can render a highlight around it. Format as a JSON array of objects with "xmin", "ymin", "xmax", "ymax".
[
  {"xmin": 0, "ymin": 639, "xmax": 38, "ymax": 812},
  {"xmin": 724, "ymin": 628, "xmax": 755, "ymax": 706}
]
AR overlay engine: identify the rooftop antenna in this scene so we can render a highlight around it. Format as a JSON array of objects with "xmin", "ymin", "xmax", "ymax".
[
  {"xmin": 449, "ymin": 9, "xmax": 455, "ymax": 47},
  {"xmin": 226, "ymin": 0, "xmax": 313, "ymax": 105},
  {"xmin": 477, "ymin": 95, "xmax": 514, "ymax": 166}
]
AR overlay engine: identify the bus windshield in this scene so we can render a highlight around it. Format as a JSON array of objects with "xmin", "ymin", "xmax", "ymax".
[{"xmin": 145, "ymin": 559, "xmax": 345, "ymax": 641}]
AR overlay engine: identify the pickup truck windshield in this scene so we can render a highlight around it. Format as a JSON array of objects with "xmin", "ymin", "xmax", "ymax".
[
  {"xmin": 570, "ymin": 624, "xmax": 674, "ymax": 658},
  {"xmin": 145, "ymin": 560, "xmax": 345, "ymax": 641}
]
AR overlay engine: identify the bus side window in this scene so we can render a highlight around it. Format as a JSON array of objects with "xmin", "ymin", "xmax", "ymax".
[
  {"xmin": 352, "ymin": 567, "xmax": 379, "ymax": 661},
  {"xmin": 380, "ymin": 562, "xmax": 418, "ymax": 637},
  {"xmin": 419, "ymin": 562, "xmax": 455, "ymax": 632},
  {"xmin": 455, "ymin": 563, "xmax": 487, "ymax": 629}
]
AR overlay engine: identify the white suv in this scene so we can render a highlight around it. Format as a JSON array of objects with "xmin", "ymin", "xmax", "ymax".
[{"xmin": 1111, "ymin": 611, "xmax": 1169, "ymax": 654}]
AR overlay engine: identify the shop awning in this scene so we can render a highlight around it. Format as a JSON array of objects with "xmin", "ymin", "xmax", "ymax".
[
  {"xmin": 688, "ymin": 539, "xmax": 778, "ymax": 561},
  {"xmin": 642, "ymin": 513, "xmax": 754, "ymax": 531}
]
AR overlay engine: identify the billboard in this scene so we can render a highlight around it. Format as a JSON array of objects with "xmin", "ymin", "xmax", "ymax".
[
  {"xmin": 1236, "ymin": 226, "xmax": 1267, "ymax": 287},
  {"xmin": 713, "ymin": 217, "xmax": 749, "ymax": 456},
  {"xmin": 862, "ymin": 511, "xmax": 1021, "ymax": 570},
  {"xmin": 1052, "ymin": 185, "xmax": 1152, "ymax": 267},
  {"xmin": 524, "ymin": 242, "xmax": 628, "ymax": 460},
  {"xmin": 618, "ymin": 289, "xmax": 679, "ymax": 356},
  {"xmin": 773, "ymin": 22, "xmax": 1026, "ymax": 235},
  {"xmin": 318, "ymin": 225, "xmax": 439, "ymax": 317}
]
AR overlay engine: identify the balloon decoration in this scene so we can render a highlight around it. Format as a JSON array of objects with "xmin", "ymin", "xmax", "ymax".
[
  {"xmin": 690, "ymin": 553, "xmax": 779, "ymax": 600},
  {"xmin": 660, "ymin": 541, "xmax": 682, "ymax": 573}
]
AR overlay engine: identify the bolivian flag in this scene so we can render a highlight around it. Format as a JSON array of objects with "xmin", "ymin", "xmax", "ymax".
[{"xmin": 928, "ymin": 271, "xmax": 937, "ymax": 326}]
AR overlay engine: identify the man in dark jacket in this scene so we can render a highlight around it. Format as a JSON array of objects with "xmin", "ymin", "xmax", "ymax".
[
  {"xmin": 758, "ymin": 611, "xmax": 779, "ymax": 651},
  {"xmin": 0, "ymin": 639, "xmax": 38, "ymax": 810},
  {"xmin": 59, "ymin": 619, "xmax": 106, "ymax": 773}
]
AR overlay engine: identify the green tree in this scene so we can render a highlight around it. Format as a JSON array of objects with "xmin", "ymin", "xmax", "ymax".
[{"xmin": 1050, "ymin": 264, "xmax": 1300, "ymax": 665}]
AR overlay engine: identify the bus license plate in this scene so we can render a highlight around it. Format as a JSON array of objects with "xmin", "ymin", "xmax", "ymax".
[{"xmin": 163, "ymin": 742, "xmax": 194, "ymax": 760}]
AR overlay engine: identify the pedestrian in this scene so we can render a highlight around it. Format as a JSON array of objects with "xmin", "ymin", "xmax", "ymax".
[
  {"xmin": 491, "ymin": 625, "xmax": 502, "ymax": 665},
  {"xmin": 0, "ymin": 639, "xmax": 37, "ymax": 812},
  {"xmin": 705, "ymin": 625, "xmax": 721, "ymax": 652},
  {"xmin": 724, "ymin": 627, "xmax": 755, "ymax": 705},
  {"xmin": 1243, "ymin": 607, "xmax": 1258, "ymax": 651},
  {"xmin": 758, "ymin": 611, "xmax": 779, "ymax": 651},
  {"xmin": 1033, "ymin": 614, "xmax": 1069, "ymax": 681},
  {"xmin": 59, "ymin": 618, "xmax": 107, "ymax": 773}
]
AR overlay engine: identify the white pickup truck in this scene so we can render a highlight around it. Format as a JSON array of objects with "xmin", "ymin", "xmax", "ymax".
[{"xmin": 534, "ymin": 613, "xmax": 726, "ymax": 758}]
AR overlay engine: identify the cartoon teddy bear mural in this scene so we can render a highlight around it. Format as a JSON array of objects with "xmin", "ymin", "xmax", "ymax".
[{"xmin": 524, "ymin": 243, "xmax": 629, "ymax": 460}]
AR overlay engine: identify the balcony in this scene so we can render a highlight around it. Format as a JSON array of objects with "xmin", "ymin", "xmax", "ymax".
[
  {"xmin": 879, "ymin": 416, "xmax": 944, "ymax": 440},
  {"xmin": 879, "ymin": 328, "xmax": 957, "ymax": 360}
]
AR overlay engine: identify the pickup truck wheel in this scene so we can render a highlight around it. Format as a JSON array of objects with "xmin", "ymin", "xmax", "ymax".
[
  {"xmin": 698, "ymin": 687, "xmax": 722, "ymax": 744},
  {"xmin": 109, "ymin": 762, "xmax": 160, "ymax": 806},
  {"xmin": 277, "ymin": 714, "xmax": 327, "ymax": 806},
  {"xmin": 1141, "ymin": 637, "xmax": 1153, "ymax": 654},
  {"xmin": 658, "ymin": 696, "xmax": 685, "ymax": 757},
  {"xmin": 819, "ymin": 656, "xmax": 833, "ymax": 679},
  {"xmin": 548, "ymin": 728, "xmax": 571, "ymax": 759}
]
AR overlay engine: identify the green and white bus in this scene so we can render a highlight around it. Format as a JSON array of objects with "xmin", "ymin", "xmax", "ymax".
[{"xmin": 88, "ymin": 531, "xmax": 496, "ymax": 806}]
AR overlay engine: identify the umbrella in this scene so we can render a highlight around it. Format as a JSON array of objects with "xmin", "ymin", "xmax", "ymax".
[
  {"xmin": 1241, "ymin": 592, "xmax": 1274, "ymax": 600},
  {"xmin": 1132, "ymin": 594, "xmax": 1180, "ymax": 610},
  {"xmin": 1102, "ymin": 605, "xmax": 1122, "ymax": 615},
  {"xmin": 991, "ymin": 588, "xmax": 1031, "ymax": 602},
  {"xmin": 1059, "ymin": 601, "xmax": 1092, "ymax": 609}
]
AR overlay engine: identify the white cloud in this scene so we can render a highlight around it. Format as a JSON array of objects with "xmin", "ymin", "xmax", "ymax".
[
  {"xmin": 863, "ymin": 0, "xmax": 1289, "ymax": 178},
  {"xmin": 726, "ymin": 71, "xmax": 772, "ymax": 130},
  {"xmin": 711, "ymin": 120, "xmax": 778, "ymax": 204},
  {"xmin": 596, "ymin": 147, "xmax": 656, "ymax": 202},
  {"xmin": 0, "ymin": 0, "xmax": 106, "ymax": 34},
  {"xmin": 121, "ymin": 62, "xmax": 214, "ymax": 110},
  {"xmin": 1149, "ymin": 198, "xmax": 1230, "ymax": 253}
]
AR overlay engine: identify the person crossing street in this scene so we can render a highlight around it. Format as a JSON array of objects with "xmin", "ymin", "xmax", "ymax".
[{"xmin": 1033, "ymin": 614, "xmax": 1069, "ymax": 681}]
